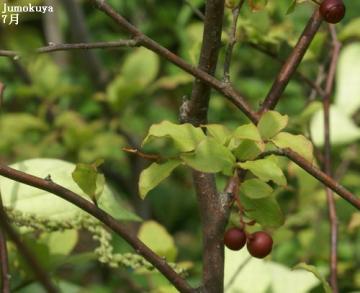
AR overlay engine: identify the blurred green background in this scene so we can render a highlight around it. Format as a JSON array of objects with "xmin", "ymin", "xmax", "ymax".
[{"xmin": 0, "ymin": 0, "xmax": 359, "ymax": 292}]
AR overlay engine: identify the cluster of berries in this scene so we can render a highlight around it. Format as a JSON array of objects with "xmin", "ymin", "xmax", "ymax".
[{"xmin": 224, "ymin": 228, "xmax": 273, "ymax": 259}]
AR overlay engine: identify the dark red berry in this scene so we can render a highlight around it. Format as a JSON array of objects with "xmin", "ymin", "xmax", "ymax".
[
  {"xmin": 246, "ymin": 231, "xmax": 273, "ymax": 258},
  {"xmin": 224, "ymin": 228, "xmax": 247, "ymax": 251},
  {"xmin": 319, "ymin": 0, "xmax": 345, "ymax": 24}
]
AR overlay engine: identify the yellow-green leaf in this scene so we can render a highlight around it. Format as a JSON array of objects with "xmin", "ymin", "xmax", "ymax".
[
  {"xmin": 232, "ymin": 140, "xmax": 265, "ymax": 161},
  {"xmin": 139, "ymin": 160, "xmax": 181, "ymax": 199},
  {"xmin": 271, "ymin": 132, "xmax": 314, "ymax": 162},
  {"xmin": 180, "ymin": 137, "xmax": 235, "ymax": 175},
  {"xmin": 203, "ymin": 124, "xmax": 231, "ymax": 145},
  {"xmin": 238, "ymin": 157, "xmax": 287, "ymax": 186},
  {"xmin": 138, "ymin": 221, "xmax": 177, "ymax": 262},
  {"xmin": 258, "ymin": 111, "xmax": 288, "ymax": 140},
  {"xmin": 232, "ymin": 123, "xmax": 262, "ymax": 142},
  {"xmin": 142, "ymin": 121, "xmax": 206, "ymax": 152},
  {"xmin": 293, "ymin": 263, "xmax": 332, "ymax": 293}
]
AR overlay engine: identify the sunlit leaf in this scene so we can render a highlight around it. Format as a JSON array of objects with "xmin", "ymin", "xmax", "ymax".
[
  {"xmin": 225, "ymin": 249, "xmax": 319, "ymax": 293},
  {"xmin": 138, "ymin": 221, "xmax": 177, "ymax": 262},
  {"xmin": 258, "ymin": 111, "xmax": 288, "ymax": 140},
  {"xmin": 232, "ymin": 140, "xmax": 265, "ymax": 161},
  {"xmin": 335, "ymin": 43, "xmax": 360, "ymax": 115},
  {"xmin": 271, "ymin": 132, "xmax": 314, "ymax": 162},
  {"xmin": 142, "ymin": 121, "xmax": 206, "ymax": 152},
  {"xmin": 293, "ymin": 263, "xmax": 332, "ymax": 293},
  {"xmin": 310, "ymin": 105, "xmax": 360, "ymax": 146},
  {"xmin": 0, "ymin": 159, "xmax": 140, "ymax": 222},
  {"xmin": 238, "ymin": 157, "xmax": 287, "ymax": 186},
  {"xmin": 203, "ymin": 124, "xmax": 231, "ymax": 145}
]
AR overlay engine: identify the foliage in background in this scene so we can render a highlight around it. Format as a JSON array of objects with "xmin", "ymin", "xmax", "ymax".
[{"xmin": 0, "ymin": 0, "xmax": 360, "ymax": 291}]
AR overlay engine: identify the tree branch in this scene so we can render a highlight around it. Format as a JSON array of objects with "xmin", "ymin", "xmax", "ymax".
[
  {"xmin": 61, "ymin": 0, "xmax": 108, "ymax": 88},
  {"xmin": 0, "ymin": 83, "xmax": 4, "ymax": 109},
  {"xmin": 281, "ymin": 149, "xmax": 360, "ymax": 210},
  {"xmin": 89, "ymin": 0, "xmax": 259, "ymax": 123},
  {"xmin": 0, "ymin": 164, "xmax": 194, "ymax": 293},
  {"xmin": 0, "ymin": 194, "xmax": 10, "ymax": 293},
  {"xmin": 0, "ymin": 40, "xmax": 141, "ymax": 57},
  {"xmin": 323, "ymin": 24, "xmax": 341, "ymax": 293},
  {"xmin": 184, "ymin": 0, "xmax": 205, "ymax": 21},
  {"xmin": 223, "ymin": 0, "xmax": 245, "ymax": 83},
  {"xmin": 248, "ymin": 42, "xmax": 326, "ymax": 98},
  {"xmin": 0, "ymin": 205, "xmax": 58, "ymax": 293},
  {"xmin": 259, "ymin": 9, "xmax": 323, "ymax": 113},
  {"xmin": 182, "ymin": 0, "xmax": 227, "ymax": 291}
]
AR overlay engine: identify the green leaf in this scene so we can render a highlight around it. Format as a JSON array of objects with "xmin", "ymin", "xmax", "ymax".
[
  {"xmin": 335, "ymin": 43, "xmax": 360, "ymax": 116},
  {"xmin": 232, "ymin": 123, "xmax": 262, "ymax": 142},
  {"xmin": 138, "ymin": 221, "xmax": 177, "ymax": 262},
  {"xmin": 39, "ymin": 230, "xmax": 78, "ymax": 256},
  {"xmin": 310, "ymin": 105, "xmax": 360, "ymax": 146},
  {"xmin": 258, "ymin": 111, "xmax": 288, "ymax": 140},
  {"xmin": 293, "ymin": 101, "xmax": 322, "ymax": 126},
  {"xmin": 240, "ymin": 193, "xmax": 284, "ymax": 228},
  {"xmin": 72, "ymin": 162, "xmax": 105, "ymax": 203},
  {"xmin": 142, "ymin": 120, "xmax": 206, "ymax": 152},
  {"xmin": 122, "ymin": 47, "xmax": 159, "ymax": 89},
  {"xmin": 225, "ymin": 249, "xmax": 320, "ymax": 293},
  {"xmin": 339, "ymin": 19, "xmax": 360, "ymax": 41},
  {"xmin": 72, "ymin": 164, "xmax": 97, "ymax": 199},
  {"xmin": 271, "ymin": 132, "xmax": 314, "ymax": 162},
  {"xmin": 203, "ymin": 124, "xmax": 231, "ymax": 145},
  {"xmin": 232, "ymin": 140, "xmax": 265, "ymax": 161},
  {"xmin": 238, "ymin": 157, "xmax": 287, "ymax": 186},
  {"xmin": 239, "ymin": 179, "xmax": 273, "ymax": 199},
  {"xmin": 139, "ymin": 160, "xmax": 181, "ymax": 199},
  {"xmin": 293, "ymin": 263, "xmax": 332, "ymax": 293},
  {"xmin": 0, "ymin": 158, "xmax": 140, "ymax": 222},
  {"xmin": 180, "ymin": 137, "xmax": 236, "ymax": 175}
]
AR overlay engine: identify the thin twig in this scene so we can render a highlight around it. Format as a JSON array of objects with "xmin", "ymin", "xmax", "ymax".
[
  {"xmin": 89, "ymin": 0, "xmax": 259, "ymax": 124},
  {"xmin": 281, "ymin": 149, "xmax": 360, "ymax": 210},
  {"xmin": 259, "ymin": 9, "xmax": 323, "ymax": 113},
  {"xmin": 308, "ymin": 63, "xmax": 326, "ymax": 102},
  {"xmin": 223, "ymin": 0, "xmax": 245, "ymax": 83},
  {"xmin": 0, "ymin": 193, "xmax": 10, "ymax": 293},
  {"xmin": 0, "ymin": 207, "xmax": 58, "ymax": 293},
  {"xmin": 323, "ymin": 24, "xmax": 341, "ymax": 293},
  {"xmin": 184, "ymin": 0, "xmax": 205, "ymax": 21},
  {"xmin": 0, "ymin": 164, "xmax": 195, "ymax": 293},
  {"xmin": 122, "ymin": 148, "xmax": 161, "ymax": 162},
  {"xmin": 224, "ymin": 256, "xmax": 252, "ymax": 291},
  {"xmin": 0, "ymin": 83, "xmax": 4, "ymax": 109},
  {"xmin": 334, "ymin": 145, "xmax": 358, "ymax": 181},
  {"xmin": 0, "ymin": 39, "xmax": 141, "ymax": 57},
  {"xmin": 61, "ymin": 0, "xmax": 108, "ymax": 88},
  {"xmin": 248, "ymin": 42, "xmax": 326, "ymax": 98}
]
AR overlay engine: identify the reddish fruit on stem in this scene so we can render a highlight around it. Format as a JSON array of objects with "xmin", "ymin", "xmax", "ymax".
[
  {"xmin": 319, "ymin": 0, "xmax": 345, "ymax": 24},
  {"xmin": 224, "ymin": 228, "xmax": 247, "ymax": 251},
  {"xmin": 247, "ymin": 231, "xmax": 273, "ymax": 258}
]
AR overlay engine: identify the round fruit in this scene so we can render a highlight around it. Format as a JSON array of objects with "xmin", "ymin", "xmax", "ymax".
[
  {"xmin": 247, "ymin": 231, "xmax": 273, "ymax": 258},
  {"xmin": 319, "ymin": 0, "xmax": 345, "ymax": 24},
  {"xmin": 224, "ymin": 228, "xmax": 247, "ymax": 250}
]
